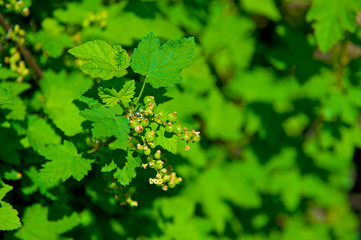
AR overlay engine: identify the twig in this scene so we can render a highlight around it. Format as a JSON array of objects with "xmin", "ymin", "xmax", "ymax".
[{"xmin": 0, "ymin": 12, "xmax": 43, "ymax": 79}]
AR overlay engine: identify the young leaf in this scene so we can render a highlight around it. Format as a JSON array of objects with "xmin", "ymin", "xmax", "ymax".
[
  {"xmin": 306, "ymin": 0, "xmax": 361, "ymax": 53},
  {"xmin": 131, "ymin": 32, "xmax": 195, "ymax": 88},
  {"xmin": 14, "ymin": 204, "xmax": 79, "ymax": 240},
  {"xmin": 0, "ymin": 202, "xmax": 22, "ymax": 231},
  {"xmin": 69, "ymin": 40, "xmax": 130, "ymax": 80},
  {"xmin": 0, "ymin": 182, "xmax": 22, "ymax": 231},
  {"xmin": 98, "ymin": 80, "xmax": 135, "ymax": 107},
  {"xmin": 80, "ymin": 105, "xmax": 130, "ymax": 140},
  {"xmin": 102, "ymin": 152, "xmax": 141, "ymax": 186},
  {"xmin": 155, "ymin": 127, "xmax": 178, "ymax": 154},
  {"xmin": 38, "ymin": 141, "xmax": 93, "ymax": 184}
]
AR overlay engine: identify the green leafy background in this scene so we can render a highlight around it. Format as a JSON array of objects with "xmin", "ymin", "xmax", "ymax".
[{"xmin": 1, "ymin": 0, "xmax": 361, "ymax": 239}]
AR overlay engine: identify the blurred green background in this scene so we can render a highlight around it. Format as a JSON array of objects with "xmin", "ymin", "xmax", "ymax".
[{"xmin": 1, "ymin": 0, "xmax": 361, "ymax": 239}]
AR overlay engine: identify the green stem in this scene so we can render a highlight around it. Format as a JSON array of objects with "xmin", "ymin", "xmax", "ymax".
[{"xmin": 135, "ymin": 77, "xmax": 146, "ymax": 105}]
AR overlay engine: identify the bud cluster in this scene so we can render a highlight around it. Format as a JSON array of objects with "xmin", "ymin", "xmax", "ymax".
[
  {"xmin": 83, "ymin": 11, "xmax": 108, "ymax": 28},
  {"xmin": 1, "ymin": 0, "xmax": 29, "ymax": 16},
  {"xmin": 4, "ymin": 47, "xmax": 29, "ymax": 82},
  {"xmin": 6, "ymin": 24, "xmax": 26, "ymax": 45}
]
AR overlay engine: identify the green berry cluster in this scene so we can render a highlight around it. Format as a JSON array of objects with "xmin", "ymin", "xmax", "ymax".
[
  {"xmin": 4, "ymin": 47, "xmax": 29, "ymax": 82},
  {"xmin": 126, "ymin": 96, "xmax": 200, "ymax": 191},
  {"xmin": 82, "ymin": 11, "xmax": 107, "ymax": 28},
  {"xmin": 6, "ymin": 24, "xmax": 26, "ymax": 45},
  {"xmin": 1, "ymin": 0, "xmax": 29, "ymax": 16}
]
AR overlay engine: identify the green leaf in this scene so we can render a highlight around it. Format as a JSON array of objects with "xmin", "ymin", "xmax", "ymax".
[
  {"xmin": 98, "ymin": 80, "xmax": 135, "ymax": 107},
  {"xmin": 0, "ymin": 86, "xmax": 12, "ymax": 105},
  {"xmin": 0, "ymin": 182, "xmax": 22, "ymax": 231},
  {"xmin": 241, "ymin": 0, "xmax": 281, "ymax": 20},
  {"xmin": 306, "ymin": 0, "xmax": 361, "ymax": 53},
  {"xmin": 40, "ymin": 70, "xmax": 92, "ymax": 136},
  {"xmin": 69, "ymin": 40, "xmax": 130, "ymax": 80},
  {"xmin": 0, "ymin": 202, "xmax": 22, "ymax": 231},
  {"xmin": 102, "ymin": 152, "xmax": 141, "ymax": 186},
  {"xmin": 81, "ymin": 105, "xmax": 130, "ymax": 140},
  {"xmin": 38, "ymin": 141, "xmax": 93, "ymax": 184},
  {"xmin": 15, "ymin": 204, "xmax": 80, "ymax": 240},
  {"xmin": 155, "ymin": 126, "xmax": 178, "ymax": 154},
  {"xmin": 26, "ymin": 115, "xmax": 61, "ymax": 152},
  {"xmin": 131, "ymin": 32, "xmax": 195, "ymax": 88},
  {"xmin": 27, "ymin": 18, "xmax": 73, "ymax": 58},
  {"xmin": 0, "ymin": 82, "xmax": 31, "ymax": 120}
]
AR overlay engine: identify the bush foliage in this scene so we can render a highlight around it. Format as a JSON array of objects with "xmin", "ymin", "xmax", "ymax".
[{"xmin": 1, "ymin": 0, "xmax": 361, "ymax": 239}]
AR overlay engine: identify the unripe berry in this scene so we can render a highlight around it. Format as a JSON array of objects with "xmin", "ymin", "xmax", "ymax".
[
  {"xmin": 143, "ymin": 96, "xmax": 154, "ymax": 105},
  {"xmin": 167, "ymin": 112, "xmax": 177, "ymax": 123},
  {"xmin": 150, "ymin": 142, "xmax": 156, "ymax": 148},
  {"xmin": 193, "ymin": 135, "xmax": 201, "ymax": 143},
  {"xmin": 182, "ymin": 132, "xmax": 191, "ymax": 141},
  {"xmin": 129, "ymin": 120, "xmax": 137, "ymax": 129},
  {"xmin": 185, "ymin": 145, "xmax": 190, "ymax": 151},
  {"xmin": 135, "ymin": 125, "xmax": 143, "ymax": 133},
  {"xmin": 165, "ymin": 122, "xmax": 174, "ymax": 133},
  {"xmin": 154, "ymin": 150, "xmax": 161, "ymax": 159},
  {"xmin": 145, "ymin": 130, "xmax": 155, "ymax": 142},
  {"xmin": 144, "ymin": 148, "xmax": 151, "ymax": 155},
  {"xmin": 174, "ymin": 124, "xmax": 183, "ymax": 134}
]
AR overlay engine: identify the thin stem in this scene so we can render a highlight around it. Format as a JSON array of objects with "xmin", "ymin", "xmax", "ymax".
[
  {"xmin": 0, "ymin": 13, "xmax": 43, "ymax": 80},
  {"xmin": 135, "ymin": 77, "xmax": 146, "ymax": 105}
]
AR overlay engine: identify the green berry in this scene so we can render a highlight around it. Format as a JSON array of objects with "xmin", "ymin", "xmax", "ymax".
[
  {"xmin": 193, "ymin": 135, "xmax": 200, "ymax": 143},
  {"xmin": 144, "ymin": 148, "xmax": 151, "ymax": 155},
  {"xmin": 142, "ymin": 118, "xmax": 149, "ymax": 127},
  {"xmin": 145, "ymin": 131, "xmax": 155, "ymax": 142},
  {"xmin": 165, "ymin": 123, "xmax": 174, "ymax": 133},
  {"xmin": 143, "ymin": 96, "xmax": 154, "ymax": 105},
  {"xmin": 174, "ymin": 124, "xmax": 183, "ymax": 134},
  {"xmin": 154, "ymin": 150, "xmax": 161, "ymax": 159},
  {"xmin": 182, "ymin": 132, "xmax": 191, "ymax": 141},
  {"xmin": 129, "ymin": 120, "xmax": 137, "ymax": 129},
  {"xmin": 150, "ymin": 142, "xmax": 156, "ymax": 148},
  {"xmin": 167, "ymin": 112, "xmax": 177, "ymax": 123}
]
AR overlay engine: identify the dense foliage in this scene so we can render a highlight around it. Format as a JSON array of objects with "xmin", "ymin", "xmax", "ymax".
[{"xmin": 1, "ymin": 0, "xmax": 361, "ymax": 239}]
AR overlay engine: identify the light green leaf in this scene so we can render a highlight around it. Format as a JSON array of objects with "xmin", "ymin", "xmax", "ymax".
[
  {"xmin": 306, "ymin": 0, "xmax": 361, "ymax": 53},
  {"xmin": 131, "ymin": 32, "xmax": 195, "ymax": 88},
  {"xmin": 69, "ymin": 40, "xmax": 130, "ymax": 80},
  {"xmin": 241, "ymin": 0, "xmax": 281, "ymax": 20},
  {"xmin": 15, "ymin": 204, "xmax": 79, "ymax": 240},
  {"xmin": 26, "ymin": 115, "xmax": 61, "ymax": 152},
  {"xmin": 38, "ymin": 141, "xmax": 93, "ymax": 184},
  {"xmin": 155, "ymin": 127, "xmax": 178, "ymax": 154},
  {"xmin": 0, "ymin": 202, "xmax": 22, "ymax": 231},
  {"xmin": 0, "ymin": 182, "xmax": 22, "ymax": 231},
  {"xmin": 81, "ymin": 105, "xmax": 130, "ymax": 140},
  {"xmin": 98, "ymin": 80, "xmax": 135, "ymax": 107}
]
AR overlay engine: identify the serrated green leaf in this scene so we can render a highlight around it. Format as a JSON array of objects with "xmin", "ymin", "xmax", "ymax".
[
  {"xmin": 0, "ymin": 182, "xmax": 21, "ymax": 231},
  {"xmin": 0, "ymin": 82, "xmax": 31, "ymax": 120},
  {"xmin": 98, "ymin": 80, "xmax": 135, "ymax": 107},
  {"xmin": 15, "ymin": 204, "xmax": 79, "ymax": 240},
  {"xmin": 81, "ymin": 105, "xmax": 130, "ymax": 140},
  {"xmin": 306, "ymin": 0, "xmax": 361, "ymax": 53},
  {"xmin": 0, "ymin": 202, "xmax": 22, "ymax": 231},
  {"xmin": 102, "ymin": 152, "xmax": 141, "ymax": 186},
  {"xmin": 241, "ymin": 0, "xmax": 280, "ymax": 20},
  {"xmin": 69, "ymin": 40, "xmax": 130, "ymax": 80},
  {"xmin": 114, "ymin": 153, "xmax": 140, "ymax": 186},
  {"xmin": 131, "ymin": 32, "xmax": 195, "ymax": 88},
  {"xmin": 155, "ymin": 127, "xmax": 178, "ymax": 154},
  {"xmin": 38, "ymin": 141, "xmax": 93, "ymax": 184}
]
